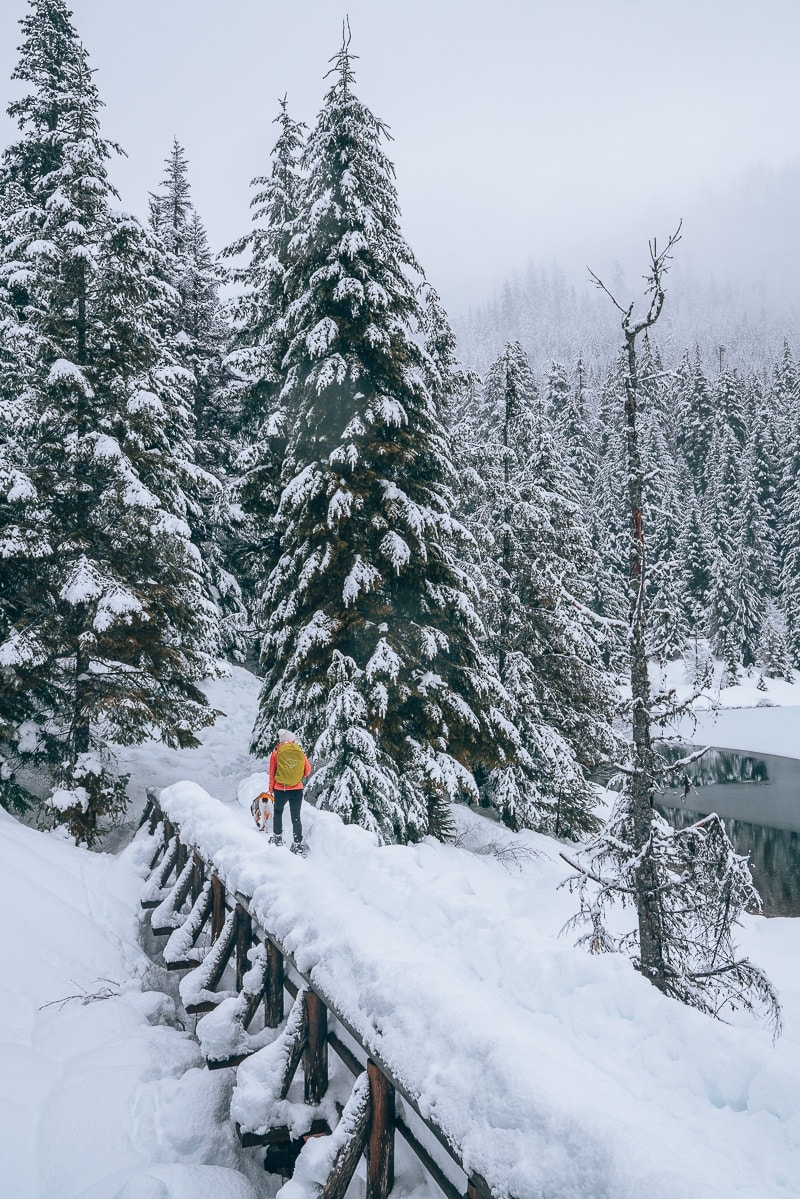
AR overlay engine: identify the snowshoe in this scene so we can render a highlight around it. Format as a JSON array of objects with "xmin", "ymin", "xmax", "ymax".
[
  {"xmin": 269, "ymin": 834, "xmax": 284, "ymax": 847},
  {"xmin": 290, "ymin": 839, "xmax": 308, "ymax": 858}
]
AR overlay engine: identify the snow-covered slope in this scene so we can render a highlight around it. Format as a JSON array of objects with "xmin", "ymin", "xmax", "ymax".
[{"xmin": 2, "ymin": 665, "xmax": 800, "ymax": 1198}]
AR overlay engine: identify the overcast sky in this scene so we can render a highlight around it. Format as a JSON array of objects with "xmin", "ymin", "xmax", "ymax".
[{"xmin": 1, "ymin": 0, "xmax": 799, "ymax": 314}]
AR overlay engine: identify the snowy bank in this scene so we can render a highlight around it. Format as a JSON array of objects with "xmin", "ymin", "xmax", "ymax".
[{"xmin": 0, "ymin": 806, "xmax": 262, "ymax": 1198}]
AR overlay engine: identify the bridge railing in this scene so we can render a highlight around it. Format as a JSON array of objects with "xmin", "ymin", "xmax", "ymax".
[{"xmin": 139, "ymin": 790, "xmax": 498, "ymax": 1199}]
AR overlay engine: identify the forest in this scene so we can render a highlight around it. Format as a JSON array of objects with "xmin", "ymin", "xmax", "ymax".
[{"xmin": 2, "ymin": 1, "xmax": 798, "ymax": 840}]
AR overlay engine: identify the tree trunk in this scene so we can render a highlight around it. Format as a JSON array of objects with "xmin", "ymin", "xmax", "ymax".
[{"xmin": 622, "ymin": 329, "xmax": 667, "ymax": 991}]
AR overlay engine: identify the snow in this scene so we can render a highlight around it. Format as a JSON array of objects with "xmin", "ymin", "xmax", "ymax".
[
  {"xmin": 656, "ymin": 657, "xmax": 800, "ymax": 760},
  {"xmin": 3, "ymin": 665, "xmax": 800, "ymax": 1198},
  {"xmin": 59, "ymin": 555, "xmax": 107, "ymax": 606},
  {"xmin": 47, "ymin": 358, "xmax": 94, "ymax": 395},
  {"xmin": 342, "ymin": 554, "xmax": 381, "ymax": 606}
]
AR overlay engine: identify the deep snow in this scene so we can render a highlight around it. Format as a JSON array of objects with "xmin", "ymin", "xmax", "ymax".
[{"xmin": 2, "ymin": 664, "xmax": 800, "ymax": 1198}]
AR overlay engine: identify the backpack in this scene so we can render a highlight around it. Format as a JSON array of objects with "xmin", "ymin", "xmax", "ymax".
[{"xmin": 275, "ymin": 742, "xmax": 306, "ymax": 787}]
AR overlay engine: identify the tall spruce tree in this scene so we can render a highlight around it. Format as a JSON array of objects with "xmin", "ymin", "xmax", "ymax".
[
  {"xmin": 459, "ymin": 342, "xmax": 617, "ymax": 835},
  {"xmin": 225, "ymin": 97, "xmax": 306, "ymax": 608},
  {"xmin": 674, "ymin": 348, "xmax": 715, "ymax": 491},
  {"xmin": 250, "ymin": 32, "xmax": 518, "ymax": 842},
  {"xmin": 148, "ymin": 140, "xmax": 246, "ymax": 660},
  {"xmin": 0, "ymin": 0, "xmax": 219, "ymax": 834}
]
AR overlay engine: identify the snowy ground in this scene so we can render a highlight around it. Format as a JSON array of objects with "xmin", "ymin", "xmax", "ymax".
[
  {"xmin": 2, "ymin": 664, "xmax": 800, "ymax": 1198},
  {"xmin": 655, "ymin": 656, "xmax": 800, "ymax": 760}
]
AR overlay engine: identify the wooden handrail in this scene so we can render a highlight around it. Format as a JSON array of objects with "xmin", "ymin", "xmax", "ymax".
[{"xmin": 142, "ymin": 796, "xmax": 506, "ymax": 1199}]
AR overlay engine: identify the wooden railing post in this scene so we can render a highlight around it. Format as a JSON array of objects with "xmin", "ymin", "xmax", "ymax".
[
  {"xmin": 466, "ymin": 1174, "xmax": 493, "ymax": 1199},
  {"xmin": 366, "ymin": 1060, "xmax": 395, "ymax": 1199},
  {"xmin": 175, "ymin": 837, "xmax": 188, "ymax": 876},
  {"xmin": 265, "ymin": 940, "xmax": 284, "ymax": 1027},
  {"xmin": 210, "ymin": 874, "xmax": 226, "ymax": 941},
  {"xmin": 146, "ymin": 797, "xmax": 161, "ymax": 836},
  {"xmin": 303, "ymin": 990, "xmax": 328, "ymax": 1104},
  {"xmin": 191, "ymin": 852, "xmax": 204, "ymax": 904},
  {"xmin": 235, "ymin": 904, "xmax": 252, "ymax": 992}
]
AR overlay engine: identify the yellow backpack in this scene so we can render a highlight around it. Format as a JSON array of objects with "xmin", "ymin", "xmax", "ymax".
[{"xmin": 275, "ymin": 742, "xmax": 305, "ymax": 786}]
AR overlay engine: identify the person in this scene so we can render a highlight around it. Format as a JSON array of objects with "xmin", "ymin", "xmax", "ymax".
[{"xmin": 268, "ymin": 729, "xmax": 312, "ymax": 853}]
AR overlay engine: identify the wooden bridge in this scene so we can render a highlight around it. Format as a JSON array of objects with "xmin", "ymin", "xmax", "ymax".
[{"xmin": 139, "ymin": 788, "xmax": 501, "ymax": 1199}]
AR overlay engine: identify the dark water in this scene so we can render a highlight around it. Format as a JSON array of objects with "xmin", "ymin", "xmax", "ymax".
[{"xmin": 655, "ymin": 748, "xmax": 800, "ymax": 917}]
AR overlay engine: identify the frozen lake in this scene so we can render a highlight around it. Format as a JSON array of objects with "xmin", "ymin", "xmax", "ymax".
[{"xmin": 658, "ymin": 747, "xmax": 800, "ymax": 917}]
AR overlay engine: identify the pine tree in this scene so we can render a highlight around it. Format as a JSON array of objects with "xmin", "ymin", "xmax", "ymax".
[
  {"xmin": 779, "ymin": 463, "xmax": 800, "ymax": 664},
  {"xmin": 755, "ymin": 600, "xmax": 794, "ymax": 683},
  {"xmin": 708, "ymin": 446, "xmax": 773, "ymax": 673},
  {"xmin": 458, "ymin": 341, "xmax": 618, "ymax": 836},
  {"xmin": 418, "ymin": 281, "xmax": 476, "ymax": 426},
  {"xmin": 704, "ymin": 423, "xmax": 740, "ymax": 559},
  {"xmin": 674, "ymin": 348, "xmax": 715, "ymax": 491},
  {"xmin": 250, "ymin": 32, "xmax": 517, "ymax": 842},
  {"xmin": 225, "ymin": 97, "xmax": 306, "ymax": 607},
  {"xmin": 677, "ymin": 488, "xmax": 715, "ymax": 622},
  {"xmin": 0, "ymin": 0, "xmax": 219, "ymax": 834},
  {"xmin": 148, "ymin": 140, "xmax": 246, "ymax": 660},
  {"xmin": 712, "ymin": 364, "xmax": 748, "ymax": 445},
  {"xmin": 642, "ymin": 405, "xmax": 688, "ymax": 662},
  {"xmin": 0, "ymin": 267, "xmax": 46, "ymax": 811},
  {"xmin": 149, "ymin": 142, "xmax": 232, "ymax": 469},
  {"xmin": 586, "ymin": 409, "xmax": 629, "ymax": 656}
]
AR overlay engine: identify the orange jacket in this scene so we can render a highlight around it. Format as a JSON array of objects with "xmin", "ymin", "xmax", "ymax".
[{"xmin": 269, "ymin": 743, "xmax": 312, "ymax": 792}]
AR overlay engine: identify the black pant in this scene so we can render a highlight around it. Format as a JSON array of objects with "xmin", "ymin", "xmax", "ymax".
[{"xmin": 273, "ymin": 789, "xmax": 303, "ymax": 840}]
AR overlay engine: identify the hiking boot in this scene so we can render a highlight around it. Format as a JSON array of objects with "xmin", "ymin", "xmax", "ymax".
[
  {"xmin": 290, "ymin": 838, "xmax": 308, "ymax": 857},
  {"xmin": 269, "ymin": 834, "xmax": 283, "ymax": 846}
]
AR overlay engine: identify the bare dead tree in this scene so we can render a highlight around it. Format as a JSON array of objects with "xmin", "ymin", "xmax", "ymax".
[
  {"xmin": 563, "ymin": 228, "xmax": 781, "ymax": 1037},
  {"xmin": 587, "ymin": 226, "xmax": 682, "ymax": 989}
]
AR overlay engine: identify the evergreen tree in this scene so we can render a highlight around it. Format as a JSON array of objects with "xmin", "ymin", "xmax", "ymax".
[
  {"xmin": 704, "ymin": 423, "xmax": 740, "ymax": 559},
  {"xmin": 712, "ymin": 364, "xmax": 748, "ymax": 445},
  {"xmin": 708, "ymin": 446, "xmax": 773, "ymax": 674},
  {"xmin": 778, "ymin": 405, "xmax": 800, "ymax": 666},
  {"xmin": 418, "ymin": 281, "xmax": 476, "ymax": 426},
  {"xmin": 148, "ymin": 140, "xmax": 246, "ymax": 660},
  {"xmin": 150, "ymin": 143, "xmax": 232, "ymax": 468},
  {"xmin": 546, "ymin": 357, "xmax": 595, "ymax": 497},
  {"xmin": 225, "ymin": 97, "xmax": 306, "ymax": 607},
  {"xmin": 674, "ymin": 348, "xmax": 714, "ymax": 491},
  {"xmin": 755, "ymin": 600, "xmax": 794, "ymax": 683},
  {"xmin": 642, "ymin": 410, "xmax": 689, "ymax": 662},
  {"xmin": 250, "ymin": 33, "xmax": 517, "ymax": 842},
  {"xmin": 0, "ymin": 0, "xmax": 219, "ymax": 834},
  {"xmin": 586, "ymin": 412, "xmax": 629, "ymax": 656},
  {"xmin": 459, "ymin": 341, "xmax": 618, "ymax": 836},
  {"xmin": 676, "ymin": 488, "xmax": 715, "ymax": 633}
]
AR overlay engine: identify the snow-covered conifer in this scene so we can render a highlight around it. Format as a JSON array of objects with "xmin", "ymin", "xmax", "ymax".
[
  {"xmin": 251, "ymin": 34, "xmax": 516, "ymax": 842},
  {"xmin": 712, "ymin": 364, "xmax": 749, "ymax": 445},
  {"xmin": 755, "ymin": 600, "xmax": 794, "ymax": 683},
  {"xmin": 148, "ymin": 141, "xmax": 246, "ymax": 660},
  {"xmin": 0, "ymin": 0, "xmax": 219, "ymax": 834},
  {"xmin": 677, "ymin": 490, "xmax": 714, "ymax": 623},
  {"xmin": 674, "ymin": 349, "xmax": 715, "ymax": 491},
  {"xmin": 459, "ymin": 340, "xmax": 618, "ymax": 836},
  {"xmin": 225, "ymin": 97, "xmax": 306, "ymax": 605}
]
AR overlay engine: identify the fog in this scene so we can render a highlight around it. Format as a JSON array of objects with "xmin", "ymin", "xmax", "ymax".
[{"xmin": 1, "ymin": 0, "xmax": 799, "ymax": 315}]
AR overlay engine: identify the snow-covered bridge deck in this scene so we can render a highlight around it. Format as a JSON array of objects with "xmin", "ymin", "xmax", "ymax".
[
  {"xmin": 143, "ymin": 781, "xmax": 531, "ymax": 1199},
  {"xmin": 139, "ymin": 778, "xmax": 800, "ymax": 1199}
]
